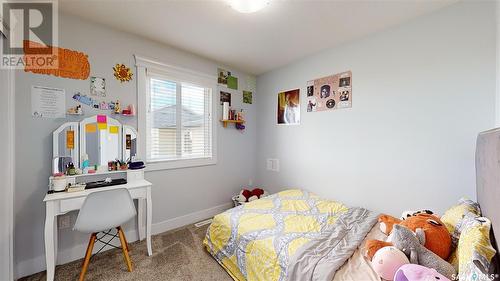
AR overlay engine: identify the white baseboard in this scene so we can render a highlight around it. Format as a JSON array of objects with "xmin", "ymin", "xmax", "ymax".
[
  {"xmin": 15, "ymin": 202, "xmax": 232, "ymax": 279},
  {"xmin": 151, "ymin": 202, "xmax": 232, "ymax": 235}
]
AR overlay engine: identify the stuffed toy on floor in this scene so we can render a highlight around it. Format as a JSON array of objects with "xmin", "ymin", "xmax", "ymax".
[{"xmin": 235, "ymin": 188, "xmax": 269, "ymax": 203}]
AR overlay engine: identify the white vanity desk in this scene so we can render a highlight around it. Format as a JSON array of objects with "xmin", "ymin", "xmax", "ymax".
[
  {"xmin": 43, "ymin": 172, "xmax": 152, "ymax": 281},
  {"xmin": 46, "ymin": 115, "xmax": 151, "ymax": 281}
]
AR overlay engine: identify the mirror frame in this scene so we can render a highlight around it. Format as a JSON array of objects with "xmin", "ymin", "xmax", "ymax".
[
  {"xmin": 52, "ymin": 122, "xmax": 79, "ymax": 167},
  {"xmin": 53, "ymin": 115, "xmax": 139, "ymax": 170}
]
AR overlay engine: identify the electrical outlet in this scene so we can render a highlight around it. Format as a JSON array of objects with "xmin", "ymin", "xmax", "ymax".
[
  {"xmin": 59, "ymin": 215, "xmax": 71, "ymax": 229},
  {"xmin": 248, "ymin": 179, "xmax": 253, "ymax": 186}
]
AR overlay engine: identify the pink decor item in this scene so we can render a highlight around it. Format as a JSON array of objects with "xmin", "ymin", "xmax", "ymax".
[{"xmin": 129, "ymin": 104, "xmax": 135, "ymax": 116}]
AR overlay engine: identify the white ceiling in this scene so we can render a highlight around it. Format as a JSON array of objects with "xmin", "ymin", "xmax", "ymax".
[{"xmin": 59, "ymin": 0, "xmax": 457, "ymax": 75}]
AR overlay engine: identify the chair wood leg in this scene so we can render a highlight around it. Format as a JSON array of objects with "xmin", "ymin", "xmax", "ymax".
[
  {"xmin": 79, "ymin": 233, "xmax": 97, "ymax": 281},
  {"xmin": 121, "ymin": 229, "xmax": 130, "ymax": 252},
  {"xmin": 117, "ymin": 227, "xmax": 133, "ymax": 272}
]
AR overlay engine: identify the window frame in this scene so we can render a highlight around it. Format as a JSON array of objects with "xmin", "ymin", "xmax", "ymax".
[{"xmin": 135, "ymin": 55, "xmax": 217, "ymax": 171}]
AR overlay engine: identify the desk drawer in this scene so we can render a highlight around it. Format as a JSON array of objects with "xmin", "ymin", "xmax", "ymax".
[
  {"xmin": 127, "ymin": 170, "xmax": 144, "ymax": 182},
  {"xmin": 59, "ymin": 197, "xmax": 85, "ymax": 213}
]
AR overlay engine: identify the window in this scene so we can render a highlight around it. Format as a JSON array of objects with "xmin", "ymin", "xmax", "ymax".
[{"xmin": 136, "ymin": 56, "xmax": 216, "ymax": 170}]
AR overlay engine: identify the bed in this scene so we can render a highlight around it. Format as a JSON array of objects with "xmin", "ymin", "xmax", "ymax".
[
  {"xmin": 204, "ymin": 128, "xmax": 500, "ymax": 281},
  {"xmin": 203, "ymin": 189, "xmax": 381, "ymax": 281}
]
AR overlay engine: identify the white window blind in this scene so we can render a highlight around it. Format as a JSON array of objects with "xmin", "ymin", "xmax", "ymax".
[{"xmin": 146, "ymin": 75, "xmax": 213, "ymax": 163}]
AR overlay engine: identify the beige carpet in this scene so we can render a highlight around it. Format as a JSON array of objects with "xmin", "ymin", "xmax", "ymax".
[{"xmin": 20, "ymin": 223, "xmax": 233, "ymax": 281}]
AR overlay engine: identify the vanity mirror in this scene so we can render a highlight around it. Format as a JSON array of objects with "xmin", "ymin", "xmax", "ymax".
[
  {"xmin": 80, "ymin": 115, "xmax": 122, "ymax": 167},
  {"xmin": 123, "ymin": 125, "xmax": 138, "ymax": 162},
  {"xmin": 53, "ymin": 115, "xmax": 138, "ymax": 171}
]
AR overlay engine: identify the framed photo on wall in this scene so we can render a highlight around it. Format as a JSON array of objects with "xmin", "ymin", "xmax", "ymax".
[{"xmin": 277, "ymin": 89, "xmax": 300, "ymax": 125}]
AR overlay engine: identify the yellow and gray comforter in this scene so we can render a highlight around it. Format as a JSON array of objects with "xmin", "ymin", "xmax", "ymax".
[{"xmin": 203, "ymin": 189, "xmax": 378, "ymax": 281}]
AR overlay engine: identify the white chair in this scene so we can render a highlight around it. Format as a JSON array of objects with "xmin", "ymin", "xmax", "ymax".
[{"xmin": 74, "ymin": 188, "xmax": 137, "ymax": 281}]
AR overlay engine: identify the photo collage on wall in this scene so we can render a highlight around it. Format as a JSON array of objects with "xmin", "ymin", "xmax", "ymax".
[
  {"xmin": 306, "ymin": 70, "xmax": 352, "ymax": 112},
  {"xmin": 218, "ymin": 68, "xmax": 253, "ymax": 105}
]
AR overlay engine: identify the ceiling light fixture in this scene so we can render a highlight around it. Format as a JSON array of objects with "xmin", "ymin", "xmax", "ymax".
[{"xmin": 228, "ymin": 0, "xmax": 270, "ymax": 13}]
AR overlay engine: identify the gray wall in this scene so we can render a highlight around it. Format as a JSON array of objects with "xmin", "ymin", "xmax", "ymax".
[
  {"xmin": 255, "ymin": 2, "xmax": 496, "ymax": 216},
  {"xmin": 14, "ymin": 14, "xmax": 257, "ymax": 277}
]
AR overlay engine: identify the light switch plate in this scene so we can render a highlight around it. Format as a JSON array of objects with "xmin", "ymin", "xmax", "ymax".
[
  {"xmin": 266, "ymin": 159, "xmax": 279, "ymax": 172},
  {"xmin": 266, "ymin": 159, "xmax": 273, "ymax": 171}
]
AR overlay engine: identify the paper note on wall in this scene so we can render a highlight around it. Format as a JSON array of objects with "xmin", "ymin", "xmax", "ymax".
[
  {"xmin": 97, "ymin": 115, "xmax": 107, "ymax": 123},
  {"xmin": 85, "ymin": 123, "xmax": 97, "ymax": 133},
  {"xmin": 98, "ymin": 123, "xmax": 107, "ymax": 130},
  {"xmin": 31, "ymin": 86, "xmax": 66, "ymax": 118},
  {"xmin": 109, "ymin": 126, "xmax": 119, "ymax": 134},
  {"xmin": 66, "ymin": 130, "xmax": 75, "ymax": 149}
]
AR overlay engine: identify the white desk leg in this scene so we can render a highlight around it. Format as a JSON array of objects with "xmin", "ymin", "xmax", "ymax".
[
  {"xmin": 146, "ymin": 187, "xmax": 152, "ymax": 256},
  {"xmin": 44, "ymin": 202, "xmax": 56, "ymax": 281},
  {"xmin": 138, "ymin": 198, "xmax": 145, "ymax": 241},
  {"xmin": 54, "ymin": 215, "xmax": 58, "ymax": 264}
]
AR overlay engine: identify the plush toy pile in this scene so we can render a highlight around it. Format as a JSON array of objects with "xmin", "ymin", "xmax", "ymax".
[
  {"xmin": 365, "ymin": 210, "xmax": 456, "ymax": 281},
  {"xmin": 235, "ymin": 188, "xmax": 269, "ymax": 203}
]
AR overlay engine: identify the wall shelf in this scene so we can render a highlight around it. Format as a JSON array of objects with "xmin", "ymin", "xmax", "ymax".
[{"xmin": 221, "ymin": 119, "xmax": 245, "ymax": 128}]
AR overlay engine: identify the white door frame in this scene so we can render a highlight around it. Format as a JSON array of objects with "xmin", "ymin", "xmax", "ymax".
[
  {"xmin": 0, "ymin": 53, "xmax": 15, "ymax": 281},
  {"xmin": 1, "ymin": 3, "xmax": 15, "ymax": 278}
]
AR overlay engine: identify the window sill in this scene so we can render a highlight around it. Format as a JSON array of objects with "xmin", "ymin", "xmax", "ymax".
[{"xmin": 144, "ymin": 157, "xmax": 217, "ymax": 172}]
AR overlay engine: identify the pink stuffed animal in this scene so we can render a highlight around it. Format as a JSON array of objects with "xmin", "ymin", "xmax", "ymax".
[
  {"xmin": 371, "ymin": 246, "xmax": 410, "ymax": 281},
  {"xmin": 394, "ymin": 264, "xmax": 450, "ymax": 281}
]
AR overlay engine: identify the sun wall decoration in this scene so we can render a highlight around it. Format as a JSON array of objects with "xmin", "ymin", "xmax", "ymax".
[{"xmin": 113, "ymin": 63, "xmax": 133, "ymax": 82}]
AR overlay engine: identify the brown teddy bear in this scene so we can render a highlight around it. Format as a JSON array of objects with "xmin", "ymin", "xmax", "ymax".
[{"xmin": 365, "ymin": 213, "xmax": 452, "ymax": 261}]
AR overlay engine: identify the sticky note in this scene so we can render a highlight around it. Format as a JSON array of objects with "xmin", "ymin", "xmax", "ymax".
[
  {"xmin": 85, "ymin": 123, "xmax": 97, "ymax": 133},
  {"xmin": 97, "ymin": 115, "xmax": 107, "ymax": 123},
  {"xmin": 109, "ymin": 126, "xmax": 119, "ymax": 134},
  {"xmin": 66, "ymin": 130, "xmax": 74, "ymax": 149},
  {"xmin": 98, "ymin": 123, "xmax": 107, "ymax": 130}
]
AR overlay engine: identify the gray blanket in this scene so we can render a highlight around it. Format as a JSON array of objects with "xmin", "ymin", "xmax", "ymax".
[{"xmin": 286, "ymin": 208, "xmax": 379, "ymax": 281}]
